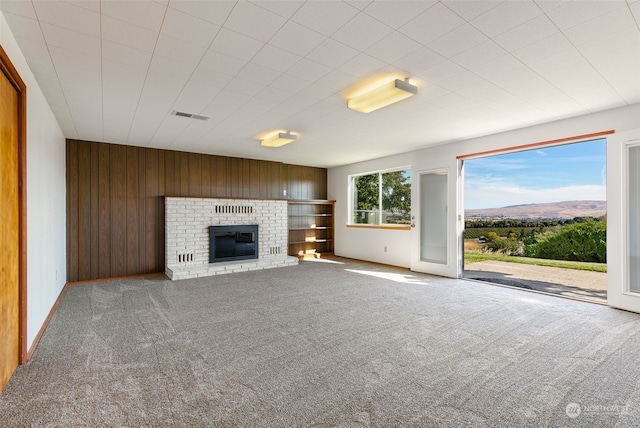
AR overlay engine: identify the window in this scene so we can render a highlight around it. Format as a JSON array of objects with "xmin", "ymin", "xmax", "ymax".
[{"xmin": 351, "ymin": 169, "xmax": 411, "ymax": 226}]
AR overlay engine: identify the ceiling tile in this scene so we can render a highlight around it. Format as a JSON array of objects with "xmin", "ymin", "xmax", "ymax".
[
  {"xmin": 563, "ymin": 7, "xmax": 638, "ymax": 48},
  {"xmin": 33, "ymin": 0, "xmax": 99, "ymax": 37},
  {"xmin": 332, "ymin": 12, "xmax": 393, "ymax": 51},
  {"xmin": 167, "ymin": 0, "xmax": 235, "ymax": 26},
  {"xmin": 440, "ymin": 0, "xmax": 504, "ymax": 21},
  {"xmin": 101, "ymin": 0, "xmax": 167, "ymax": 32},
  {"xmin": 365, "ymin": 31, "xmax": 421, "ymax": 64},
  {"xmin": 428, "ymin": 23, "xmax": 488, "ymax": 58},
  {"xmin": 40, "ymin": 22, "xmax": 100, "ymax": 56},
  {"xmin": 492, "ymin": 14, "xmax": 559, "ymax": 53},
  {"xmin": 399, "ymin": 2, "xmax": 466, "ymax": 45},
  {"xmin": 269, "ymin": 21, "xmax": 326, "ymax": 57},
  {"xmin": 0, "ymin": 0, "xmax": 37, "ymax": 19},
  {"xmin": 286, "ymin": 58, "xmax": 332, "ymax": 82},
  {"xmin": 268, "ymin": 73, "xmax": 311, "ymax": 94},
  {"xmin": 363, "ymin": 1, "xmax": 436, "ymax": 29},
  {"xmin": 417, "ymin": 59, "xmax": 466, "ymax": 84},
  {"xmin": 148, "ymin": 53, "xmax": 196, "ymax": 81},
  {"xmin": 338, "ymin": 53, "xmax": 385, "ymax": 78},
  {"xmin": 223, "ymin": 1, "xmax": 286, "ymax": 42},
  {"xmin": 1, "ymin": 13, "xmax": 44, "ymax": 43},
  {"xmin": 306, "ymin": 38, "xmax": 359, "ymax": 69},
  {"xmin": 512, "ymin": 32, "xmax": 574, "ymax": 65},
  {"xmin": 48, "ymin": 45, "xmax": 101, "ymax": 86},
  {"xmin": 452, "ymin": 40, "xmax": 506, "ymax": 70},
  {"xmin": 189, "ymin": 65, "xmax": 234, "ymax": 88},
  {"xmin": 154, "ymin": 34, "xmax": 206, "ymax": 66},
  {"xmin": 546, "ymin": 0, "xmax": 628, "ymax": 30},
  {"xmin": 182, "ymin": 80, "xmax": 222, "ymax": 100},
  {"xmin": 470, "ymin": 0, "xmax": 542, "ymax": 38},
  {"xmin": 199, "ymin": 49, "xmax": 246, "ymax": 76},
  {"xmin": 160, "ymin": 7, "xmax": 221, "ymax": 48},
  {"xmin": 209, "ymin": 28, "xmax": 264, "ymax": 61},
  {"xmin": 252, "ymin": 44, "xmax": 300, "ymax": 72},
  {"xmin": 102, "ymin": 40, "xmax": 152, "ymax": 69},
  {"xmin": 101, "ymin": 15, "xmax": 159, "ymax": 53},
  {"xmin": 250, "ymin": 1, "xmax": 305, "ymax": 19},
  {"xmin": 256, "ymin": 85, "xmax": 295, "ymax": 103},
  {"xmin": 237, "ymin": 62, "xmax": 281, "ymax": 86},
  {"xmin": 393, "ymin": 46, "xmax": 445, "ymax": 75},
  {"xmin": 291, "ymin": 1, "xmax": 359, "ymax": 36}
]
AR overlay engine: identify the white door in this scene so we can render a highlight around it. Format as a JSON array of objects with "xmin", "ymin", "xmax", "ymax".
[
  {"xmin": 607, "ymin": 129, "xmax": 640, "ymax": 313},
  {"xmin": 411, "ymin": 166, "xmax": 460, "ymax": 278}
]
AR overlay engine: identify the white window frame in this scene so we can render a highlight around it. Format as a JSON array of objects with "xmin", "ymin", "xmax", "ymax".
[{"xmin": 348, "ymin": 167, "xmax": 411, "ymax": 227}]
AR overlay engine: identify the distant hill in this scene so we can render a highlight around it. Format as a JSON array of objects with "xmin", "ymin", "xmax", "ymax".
[{"xmin": 465, "ymin": 200, "xmax": 606, "ymax": 220}]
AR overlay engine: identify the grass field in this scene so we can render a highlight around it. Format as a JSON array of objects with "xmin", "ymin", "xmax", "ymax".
[{"xmin": 464, "ymin": 240, "xmax": 607, "ymax": 273}]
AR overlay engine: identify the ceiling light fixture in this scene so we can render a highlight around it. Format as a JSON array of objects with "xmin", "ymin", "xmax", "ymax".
[
  {"xmin": 260, "ymin": 131, "xmax": 297, "ymax": 148},
  {"xmin": 347, "ymin": 78, "xmax": 417, "ymax": 113}
]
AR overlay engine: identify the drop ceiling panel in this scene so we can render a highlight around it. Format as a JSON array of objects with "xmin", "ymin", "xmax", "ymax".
[
  {"xmin": 32, "ymin": 0, "xmax": 99, "ymax": 37},
  {"xmin": 0, "ymin": 0, "xmax": 637, "ymax": 168},
  {"xmin": 399, "ymin": 2, "xmax": 466, "ymax": 45},
  {"xmin": 470, "ymin": 0, "xmax": 542, "ymax": 38},
  {"xmin": 1, "ymin": 13, "xmax": 43, "ymax": 43},
  {"xmin": 365, "ymin": 31, "xmax": 421, "ymax": 64},
  {"xmin": 268, "ymin": 20, "xmax": 325, "ymax": 57},
  {"xmin": 331, "ymin": 12, "xmax": 393, "ymax": 51},
  {"xmin": 291, "ymin": 1, "xmax": 359, "ymax": 36},
  {"xmin": 160, "ymin": 7, "xmax": 220, "ymax": 47},
  {"xmin": 223, "ymin": 1, "xmax": 286, "ymax": 42},
  {"xmin": 363, "ymin": 1, "xmax": 436, "ymax": 29},
  {"xmin": 100, "ymin": 0, "xmax": 166, "ymax": 32},
  {"xmin": 101, "ymin": 15, "xmax": 159, "ymax": 53},
  {"xmin": 167, "ymin": 0, "xmax": 235, "ymax": 26},
  {"xmin": 208, "ymin": 28, "xmax": 263, "ymax": 61}
]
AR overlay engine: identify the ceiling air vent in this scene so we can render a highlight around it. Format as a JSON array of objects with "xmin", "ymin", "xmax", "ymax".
[{"xmin": 171, "ymin": 110, "xmax": 210, "ymax": 121}]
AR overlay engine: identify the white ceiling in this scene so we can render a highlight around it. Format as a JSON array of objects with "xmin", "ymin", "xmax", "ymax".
[{"xmin": 1, "ymin": 0, "xmax": 639, "ymax": 168}]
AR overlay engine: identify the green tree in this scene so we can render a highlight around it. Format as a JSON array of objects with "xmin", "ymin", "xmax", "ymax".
[{"xmin": 382, "ymin": 171, "xmax": 411, "ymax": 223}]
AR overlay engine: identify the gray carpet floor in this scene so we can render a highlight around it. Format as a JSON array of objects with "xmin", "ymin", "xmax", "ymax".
[{"xmin": 1, "ymin": 257, "xmax": 639, "ymax": 427}]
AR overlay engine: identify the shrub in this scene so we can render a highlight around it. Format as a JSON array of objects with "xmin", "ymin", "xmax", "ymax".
[{"xmin": 524, "ymin": 221, "xmax": 606, "ymax": 263}]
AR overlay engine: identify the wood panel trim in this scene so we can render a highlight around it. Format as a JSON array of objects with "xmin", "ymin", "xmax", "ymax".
[
  {"xmin": 0, "ymin": 44, "xmax": 28, "ymax": 364},
  {"xmin": 457, "ymin": 130, "xmax": 615, "ymax": 160}
]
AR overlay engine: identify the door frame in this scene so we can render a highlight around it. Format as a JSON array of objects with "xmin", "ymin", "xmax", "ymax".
[
  {"xmin": 410, "ymin": 164, "xmax": 460, "ymax": 278},
  {"xmin": 607, "ymin": 128, "xmax": 640, "ymax": 313},
  {"xmin": 0, "ymin": 44, "xmax": 27, "ymax": 363}
]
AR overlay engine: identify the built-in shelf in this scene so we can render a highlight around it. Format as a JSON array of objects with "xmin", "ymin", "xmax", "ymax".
[{"xmin": 287, "ymin": 200, "xmax": 335, "ymax": 259}]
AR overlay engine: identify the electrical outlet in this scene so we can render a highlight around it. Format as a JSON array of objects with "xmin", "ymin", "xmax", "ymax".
[
  {"xmin": 384, "ymin": 246, "xmax": 388, "ymax": 252},
  {"xmin": 283, "ymin": 189, "xmax": 287, "ymax": 196}
]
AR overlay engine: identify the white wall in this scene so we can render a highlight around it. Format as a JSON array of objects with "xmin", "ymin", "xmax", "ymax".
[
  {"xmin": 1, "ymin": 12, "xmax": 66, "ymax": 351},
  {"xmin": 328, "ymin": 103, "xmax": 640, "ymax": 270}
]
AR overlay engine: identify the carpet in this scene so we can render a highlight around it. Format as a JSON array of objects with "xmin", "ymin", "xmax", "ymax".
[{"xmin": 1, "ymin": 257, "xmax": 639, "ymax": 427}]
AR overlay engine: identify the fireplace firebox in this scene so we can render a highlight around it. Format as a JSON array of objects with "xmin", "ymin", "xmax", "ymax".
[{"xmin": 209, "ymin": 225, "xmax": 259, "ymax": 263}]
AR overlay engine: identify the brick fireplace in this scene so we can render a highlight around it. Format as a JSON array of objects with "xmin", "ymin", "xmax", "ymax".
[{"xmin": 165, "ymin": 197, "xmax": 298, "ymax": 280}]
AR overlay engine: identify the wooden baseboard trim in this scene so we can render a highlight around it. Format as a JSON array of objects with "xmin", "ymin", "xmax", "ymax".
[
  {"xmin": 25, "ymin": 282, "xmax": 68, "ymax": 361},
  {"xmin": 67, "ymin": 272, "xmax": 165, "ymax": 286}
]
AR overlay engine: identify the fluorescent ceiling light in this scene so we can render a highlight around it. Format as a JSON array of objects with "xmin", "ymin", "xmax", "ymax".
[
  {"xmin": 348, "ymin": 78, "xmax": 417, "ymax": 113},
  {"xmin": 260, "ymin": 131, "xmax": 297, "ymax": 148}
]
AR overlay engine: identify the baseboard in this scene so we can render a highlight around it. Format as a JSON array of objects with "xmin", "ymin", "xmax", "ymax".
[
  {"xmin": 25, "ymin": 282, "xmax": 69, "ymax": 362},
  {"xmin": 66, "ymin": 272, "xmax": 165, "ymax": 286}
]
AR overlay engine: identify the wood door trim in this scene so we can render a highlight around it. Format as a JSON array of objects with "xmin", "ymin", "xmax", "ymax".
[{"xmin": 0, "ymin": 44, "xmax": 28, "ymax": 364}]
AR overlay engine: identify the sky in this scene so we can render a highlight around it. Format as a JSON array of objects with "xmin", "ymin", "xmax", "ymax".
[{"xmin": 464, "ymin": 138, "xmax": 606, "ymax": 210}]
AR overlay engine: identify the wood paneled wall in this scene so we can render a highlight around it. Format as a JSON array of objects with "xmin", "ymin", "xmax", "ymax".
[{"xmin": 66, "ymin": 139, "xmax": 327, "ymax": 282}]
